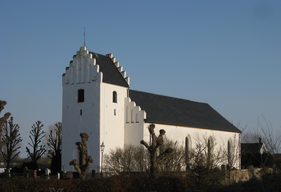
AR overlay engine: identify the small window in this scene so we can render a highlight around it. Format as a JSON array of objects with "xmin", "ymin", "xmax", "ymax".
[
  {"xmin": 80, "ymin": 109, "xmax": 82, "ymax": 115},
  {"xmin": 113, "ymin": 91, "xmax": 117, "ymax": 103},
  {"xmin": 114, "ymin": 109, "xmax": 116, "ymax": 116},
  {"xmin": 78, "ymin": 89, "xmax": 84, "ymax": 102}
]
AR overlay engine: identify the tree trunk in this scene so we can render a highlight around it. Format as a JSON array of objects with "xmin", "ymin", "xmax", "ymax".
[{"xmin": 150, "ymin": 148, "xmax": 158, "ymax": 179}]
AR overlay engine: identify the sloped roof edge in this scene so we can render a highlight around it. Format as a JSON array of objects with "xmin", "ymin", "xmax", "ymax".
[
  {"xmin": 89, "ymin": 51, "xmax": 129, "ymax": 88},
  {"xmin": 129, "ymin": 89, "xmax": 241, "ymax": 133}
]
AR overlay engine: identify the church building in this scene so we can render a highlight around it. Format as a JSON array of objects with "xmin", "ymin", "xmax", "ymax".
[{"xmin": 61, "ymin": 46, "xmax": 242, "ymax": 172}]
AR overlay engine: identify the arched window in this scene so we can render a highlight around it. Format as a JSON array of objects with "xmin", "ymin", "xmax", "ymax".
[
  {"xmin": 126, "ymin": 106, "xmax": 129, "ymax": 123},
  {"xmin": 77, "ymin": 89, "xmax": 84, "ymax": 102},
  {"xmin": 207, "ymin": 137, "xmax": 214, "ymax": 167},
  {"xmin": 113, "ymin": 91, "xmax": 117, "ymax": 103},
  {"xmin": 228, "ymin": 140, "xmax": 233, "ymax": 167},
  {"xmin": 131, "ymin": 110, "xmax": 134, "ymax": 123},
  {"xmin": 185, "ymin": 135, "xmax": 192, "ymax": 169},
  {"xmin": 136, "ymin": 113, "xmax": 139, "ymax": 123}
]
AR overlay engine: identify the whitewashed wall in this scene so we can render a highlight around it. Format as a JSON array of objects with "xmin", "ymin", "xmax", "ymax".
[
  {"xmin": 124, "ymin": 97, "xmax": 146, "ymax": 146},
  {"xmin": 62, "ymin": 47, "xmax": 103, "ymax": 171},
  {"xmin": 142, "ymin": 123, "xmax": 241, "ymax": 169},
  {"xmin": 99, "ymin": 83, "xmax": 127, "ymax": 159},
  {"xmin": 62, "ymin": 47, "xmax": 130, "ymax": 172}
]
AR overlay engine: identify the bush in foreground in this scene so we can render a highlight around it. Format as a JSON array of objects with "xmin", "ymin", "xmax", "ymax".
[
  {"xmin": 0, "ymin": 176, "xmax": 193, "ymax": 192},
  {"xmin": 0, "ymin": 172, "xmax": 280, "ymax": 192}
]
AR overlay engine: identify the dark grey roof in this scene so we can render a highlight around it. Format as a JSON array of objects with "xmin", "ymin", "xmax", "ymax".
[
  {"xmin": 241, "ymin": 143, "xmax": 263, "ymax": 154},
  {"xmin": 129, "ymin": 90, "xmax": 241, "ymax": 133},
  {"xmin": 89, "ymin": 52, "xmax": 129, "ymax": 87}
]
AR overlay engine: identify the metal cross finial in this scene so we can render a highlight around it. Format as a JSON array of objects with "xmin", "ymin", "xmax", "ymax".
[{"xmin": 84, "ymin": 27, "xmax": 86, "ymax": 47}]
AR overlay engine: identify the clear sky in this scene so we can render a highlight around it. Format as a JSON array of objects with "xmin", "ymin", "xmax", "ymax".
[{"xmin": 1, "ymin": 0, "xmax": 281, "ymax": 157}]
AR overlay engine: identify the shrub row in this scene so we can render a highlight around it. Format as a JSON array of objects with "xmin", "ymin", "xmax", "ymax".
[
  {"xmin": 0, "ymin": 172, "xmax": 280, "ymax": 192},
  {"xmin": 0, "ymin": 176, "xmax": 193, "ymax": 192}
]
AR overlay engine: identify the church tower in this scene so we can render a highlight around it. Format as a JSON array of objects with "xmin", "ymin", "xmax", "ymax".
[{"xmin": 62, "ymin": 46, "xmax": 129, "ymax": 171}]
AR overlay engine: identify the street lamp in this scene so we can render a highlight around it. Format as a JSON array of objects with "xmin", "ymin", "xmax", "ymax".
[{"xmin": 100, "ymin": 142, "xmax": 105, "ymax": 177}]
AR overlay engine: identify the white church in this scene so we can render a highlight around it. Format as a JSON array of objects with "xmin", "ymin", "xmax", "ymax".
[{"xmin": 61, "ymin": 46, "xmax": 242, "ymax": 172}]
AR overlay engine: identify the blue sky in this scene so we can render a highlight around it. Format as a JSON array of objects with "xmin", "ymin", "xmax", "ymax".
[{"xmin": 1, "ymin": 0, "xmax": 281, "ymax": 157}]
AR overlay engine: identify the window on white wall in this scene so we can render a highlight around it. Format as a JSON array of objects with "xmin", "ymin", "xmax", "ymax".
[
  {"xmin": 228, "ymin": 140, "xmax": 233, "ymax": 167},
  {"xmin": 126, "ymin": 106, "xmax": 129, "ymax": 123},
  {"xmin": 207, "ymin": 137, "xmax": 214, "ymax": 166},
  {"xmin": 131, "ymin": 110, "xmax": 134, "ymax": 123},
  {"xmin": 136, "ymin": 113, "xmax": 139, "ymax": 123},
  {"xmin": 77, "ymin": 89, "xmax": 84, "ymax": 102},
  {"xmin": 185, "ymin": 135, "xmax": 191, "ymax": 168},
  {"xmin": 113, "ymin": 91, "xmax": 117, "ymax": 103}
]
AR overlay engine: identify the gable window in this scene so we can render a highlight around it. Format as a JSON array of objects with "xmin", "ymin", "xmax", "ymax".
[
  {"xmin": 113, "ymin": 91, "xmax": 117, "ymax": 103},
  {"xmin": 78, "ymin": 89, "xmax": 84, "ymax": 102}
]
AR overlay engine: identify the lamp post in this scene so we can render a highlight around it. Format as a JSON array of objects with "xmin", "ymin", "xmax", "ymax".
[{"xmin": 100, "ymin": 142, "xmax": 105, "ymax": 177}]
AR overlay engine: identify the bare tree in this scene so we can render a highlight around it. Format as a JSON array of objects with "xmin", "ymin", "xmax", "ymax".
[
  {"xmin": 159, "ymin": 139, "xmax": 186, "ymax": 172},
  {"xmin": 1, "ymin": 117, "xmax": 22, "ymax": 169},
  {"xmin": 140, "ymin": 124, "xmax": 174, "ymax": 179},
  {"xmin": 242, "ymin": 116, "xmax": 281, "ymax": 154},
  {"xmin": 104, "ymin": 144, "xmax": 151, "ymax": 175},
  {"xmin": 47, "ymin": 122, "xmax": 62, "ymax": 174},
  {"xmin": 188, "ymin": 137, "xmax": 227, "ymax": 189},
  {"xmin": 69, "ymin": 132, "xmax": 93, "ymax": 180},
  {"xmin": 104, "ymin": 145, "xmax": 142, "ymax": 175},
  {"xmin": 189, "ymin": 135, "xmax": 225, "ymax": 169},
  {"xmin": 104, "ymin": 140, "xmax": 189, "ymax": 176},
  {"xmin": 26, "ymin": 121, "xmax": 46, "ymax": 163},
  {"xmin": 0, "ymin": 100, "xmax": 17, "ymax": 155}
]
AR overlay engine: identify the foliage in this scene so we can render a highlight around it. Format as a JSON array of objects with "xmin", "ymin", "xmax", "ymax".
[
  {"xmin": 47, "ymin": 122, "xmax": 62, "ymax": 174},
  {"xmin": 186, "ymin": 141, "xmax": 226, "ymax": 189},
  {"xmin": 26, "ymin": 121, "xmax": 46, "ymax": 164},
  {"xmin": 0, "ymin": 176, "xmax": 193, "ymax": 192},
  {"xmin": 0, "ymin": 100, "xmax": 18, "ymax": 157},
  {"xmin": 1, "ymin": 117, "xmax": 22, "ymax": 169},
  {"xmin": 104, "ymin": 139, "xmax": 188, "ymax": 176},
  {"xmin": 1, "ymin": 171, "xmax": 281, "ymax": 192},
  {"xmin": 104, "ymin": 145, "xmax": 150, "ymax": 175},
  {"xmin": 159, "ymin": 139, "xmax": 186, "ymax": 172}
]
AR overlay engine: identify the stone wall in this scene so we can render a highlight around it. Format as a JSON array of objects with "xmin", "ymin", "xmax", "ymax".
[{"xmin": 226, "ymin": 167, "xmax": 273, "ymax": 183}]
